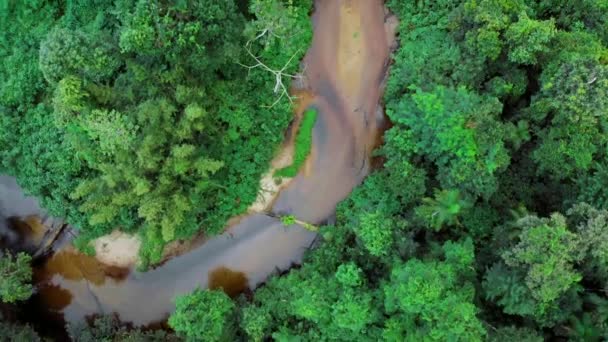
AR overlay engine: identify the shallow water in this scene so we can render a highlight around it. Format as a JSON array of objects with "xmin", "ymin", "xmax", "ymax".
[
  {"xmin": 273, "ymin": 0, "xmax": 393, "ymax": 221},
  {"xmin": 31, "ymin": 0, "xmax": 396, "ymax": 327},
  {"xmin": 0, "ymin": 175, "xmax": 43, "ymax": 244}
]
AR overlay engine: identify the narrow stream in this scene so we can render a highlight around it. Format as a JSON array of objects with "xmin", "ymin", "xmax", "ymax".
[{"xmin": 8, "ymin": 0, "xmax": 397, "ymax": 328}]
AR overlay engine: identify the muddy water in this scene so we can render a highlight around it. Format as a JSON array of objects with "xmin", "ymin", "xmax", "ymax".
[
  {"xmin": 34, "ymin": 0, "xmax": 396, "ymax": 327},
  {"xmin": 0, "ymin": 175, "xmax": 44, "ymax": 245},
  {"xmin": 37, "ymin": 215, "xmax": 317, "ymax": 325},
  {"xmin": 273, "ymin": 0, "xmax": 393, "ymax": 221}
]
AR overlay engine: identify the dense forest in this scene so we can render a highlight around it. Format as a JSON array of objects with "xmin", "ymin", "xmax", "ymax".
[
  {"xmin": 179, "ymin": 0, "xmax": 607, "ymax": 340},
  {"xmin": 3, "ymin": 0, "xmax": 608, "ymax": 341},
  {"xmin": 0, "ymin": 0, "xmax": 312, "ymax": 267}
]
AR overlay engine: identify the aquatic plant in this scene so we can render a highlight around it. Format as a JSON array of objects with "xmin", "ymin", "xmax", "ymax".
[{"xmin": 274, "ymin": 108, "xmax": 318, "ymax": 178}]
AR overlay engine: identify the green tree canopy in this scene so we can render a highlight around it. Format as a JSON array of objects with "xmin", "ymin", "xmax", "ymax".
[
  {"xmin": 169, "ymin": 289, "xmax": 236, "ymax": 342},
  {"xmin": 0, "ymin": 252, "xmax": 33, "ymax": 304}
]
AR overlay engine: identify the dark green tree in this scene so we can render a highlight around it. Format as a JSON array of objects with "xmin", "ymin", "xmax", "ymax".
[
  {"xmin": 169, "ymin": 289, "xmax": 236, "ymax": 342},
  {"xmin": 0, "ymin": 252, "xmax": 33, "ymax": 304},
  {"xmin": 386, "ymin": 86, "xmax": 510, "ymax": 199}
]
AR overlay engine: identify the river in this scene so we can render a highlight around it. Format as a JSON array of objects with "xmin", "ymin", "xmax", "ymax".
[{"xmin": 3, "ymin": 0, "xmax": 397, "ymax": 329}]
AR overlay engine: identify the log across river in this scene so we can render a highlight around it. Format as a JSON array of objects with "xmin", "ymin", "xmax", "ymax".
[{"xmin": 13, "ymin": 0, "xmax": 397, "ymax": 327}]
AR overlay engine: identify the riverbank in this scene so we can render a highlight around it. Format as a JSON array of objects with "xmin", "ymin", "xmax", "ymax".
[{"xmin": 8, "ymin": 0, "xmax": 398, "ymax": 330}]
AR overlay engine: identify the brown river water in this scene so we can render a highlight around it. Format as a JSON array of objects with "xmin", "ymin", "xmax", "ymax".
[{"xmin": 4, "ymin": 0, "xmax": 397, "ymax": 329}]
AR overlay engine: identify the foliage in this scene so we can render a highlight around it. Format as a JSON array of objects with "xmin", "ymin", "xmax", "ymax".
[
  {"xmin": 415, "ymin": 189, "xmax": 469, "ymax": 231},
  {"xmin": 0, "ymin": 0, "xmax": 313, "ymax": 266},
  {"xmin": 0, "ymin": 252, "xmax": 33, "ymax": 304},
  {"xmin": 386, "ymin": 86, "xmax": 510, "ymax": 199},
  {"xmin": 237, "ymin": 236, "xmax": 384, "ymax": 341},
  {"xmin": 487, "ymin": 326, "xmax": 544, "ymax": 342},
  {"xmin": 354, "ymin": 210, "xmax": 396, "ymax": 257},
  {"xmin": 502, "ymin": 214, "xmax": 583, "ymax": 305},
  {"xmin": 529, "ymin": 59, "xmax": 608, "ymax": 180},
  {"xmin": 504, "ymin": 13, "xmax": 556, "ymax": 65},
  {"xmin": 482, "ymin": 213, "xmax": 589, "ymax": 326},
  {"xmin": 280, "ymin": 215, "xmax": 297, "ymax": 226},
  {"xmin": 169, "ymin": 289, "xmax": 236, "ymax": 342},
  {"xmin": 568, "ymin": 204, "xmax": 608, "ymax": 279},
  {"xmin": 0, "ymin": 318, "xmax": 41, "ymax": 342},
  {"xmin": 274, "ymin": 108, "xmax": 318, "ymax": 178},
  {"xmin": 576, "ymin": 162, "xmax": 608, "ymax": 210},
  {"xmin": 383, "ymin": 239, "xmax": 486, "ymax": 341},
  {"xmin": 68, "ymin": 314, "xmax": 179, "ymax": 341},
  {"xmin": 0, "ymin": 1, "xmax": 56, "ymax": 109}
]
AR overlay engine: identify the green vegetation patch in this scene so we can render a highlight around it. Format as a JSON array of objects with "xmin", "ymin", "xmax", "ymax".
[
  {"xmin": 0, "ymin": 252, "xmax": 32, "ymax": 304},
  {"xmin": 274, "ymin": 108, "xmax": 318, "ymax": 178}
]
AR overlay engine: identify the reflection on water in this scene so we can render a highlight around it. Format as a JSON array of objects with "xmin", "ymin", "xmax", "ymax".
[
  {"xmin": 37, "ymin": 249, "xmax": 129, "ymax": 286},
  {"xmin": 272, "ymin": 0, "xmax": 393, "ymax": 221},
  {"xmin": 208, "ymin": 266, "xmax": 249, "ymax": 298},
  {"xmin": 9, "ymin": 216, "xmax": 47, "ymax": 246},
  {"xmin": 32, "ymin": 0, "xmax": 396, "ymax": 328}
]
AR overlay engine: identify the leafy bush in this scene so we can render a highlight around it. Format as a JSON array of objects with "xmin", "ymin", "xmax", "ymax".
[{"xmin": 0, "ymin": 252, "xmax": 33, "ymax": 304}]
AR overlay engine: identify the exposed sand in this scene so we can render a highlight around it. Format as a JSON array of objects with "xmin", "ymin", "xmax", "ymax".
[{"xmin": 91, "ymin": 231, "xmax": 141, "ymax": 268}]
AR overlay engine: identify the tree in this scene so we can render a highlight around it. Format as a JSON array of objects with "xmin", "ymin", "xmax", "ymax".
[
  {"xmin": 568, "ymin": 204, "xmax": 608, "ymax": 280},
  {"xmin": 35, "ymin": 0, "xmax": 313, "ymax": 265},
  {"xmin": 576, "ymin": 162, "xmax": 608, "ymax": 210},
  {"xmin": 415, "ymin": 189, "xmax": 470, "ymax": 231},
  {"xmin": 0, "ymin": 251, "xmax": 33, "ymax": 303},
  {"xmin": 503, "ymin": 214, "xmax": 583, "ymax": 304},
  {"xmin": 461, "ymin": 0, "xmax": 528, "ymax": 62},
  {"xmin": 531, "ymin": 0, "xmax": 608, "ymax": 44},
  {"xmin": 2, "ymin": 0, "xmax": 315, "ymax": 268},
  {"xmin": 0, "ymin": 1, "xmax": 56, "ymax": 108},
  {"xmin": 484, "ymin": 213, "xmax": 584, "ymax": 325},
  {"xmin": 169, "ymin": 289, "xmax": 236, "ymax": 342},
  {"xmin": 0, "ymin": 317, "xmax": 41, "ymax": 342},
  {"xmin": 68, "ymin": 314, "xmax": 178, "ymax": 342},
  {"xmin": 487, "ymin": 326, "xmax": 544, "ymax": 342},
  {"xmin": 39, "ymin": 28, "xmax": 119, "ymax": 83},
  {"xmin": 530, "ymin": 59, "xmax": 608, "ymax": 180},
  {"xmin": 231, "ymin": 1, "xmax": 608, "ymax": 340},
  {"xmin": 387, "ymin": 86, "xmax": 510, "ymax": 198},
  {"xmin": 353, "ymin": 211, "xmax": 396, "ymax": 257},
  {"xmin": 383, "ymin": 239, "xmax": 486, "ymax": 341},
  {"xmin": 505, "ymin": 13, "xmax": 556, "ymax": 65}
]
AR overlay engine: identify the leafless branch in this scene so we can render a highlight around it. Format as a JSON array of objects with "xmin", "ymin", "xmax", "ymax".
[{"xmin": 237, "ymin": 32, "xmax": 303, "ymax": 108}]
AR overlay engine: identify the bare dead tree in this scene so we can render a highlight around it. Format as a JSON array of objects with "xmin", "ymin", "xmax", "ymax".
[{"xmin": 237, "ymin": 31, "xmax": 305, "ymax": 108}]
